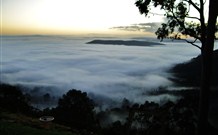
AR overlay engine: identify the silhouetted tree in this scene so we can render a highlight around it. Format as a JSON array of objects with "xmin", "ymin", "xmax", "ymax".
[
  {"xmin": 43, "ymin": 93, "xmax": 51, "ymax": 102},
  {"xmin": 54, "ymin": 89, "xmax": 96, "ymax": 132},
  {"xmin": 121, "ymin": 98, "xmax": 131, "ymax": 109},
  {"xmin": 0, "ymin": 83, "xmax": 32, "ymax": 113},
  {"xmin": 135, "ymin": 0, "xmax": 218, "ymax": 134}
]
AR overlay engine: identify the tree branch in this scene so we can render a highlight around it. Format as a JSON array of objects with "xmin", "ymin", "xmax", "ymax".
[
  {"xmin": 169, "ymin": 8, "xmax": 201, "ymax": 40},
  {"xmin": 186, "ymin": 16, "xmax": 201, "ymax": 21},
  {"xmin": 184, "ymin": 38, "xmax": 202, "ymax": 50},
  {"xmin": 173, "ymin": 32, "xmax": 201, "ymax": 50},
  {"xmin": 167, "ymin": 25, "xmax": 201, "ymax": 50},
  {"xmin": 199, "ymin": 0, "xmax": 206, "ymax": 45},
  {"xmin": 184, "ymin": 0, "xmax": 200, "ymax": 12}
]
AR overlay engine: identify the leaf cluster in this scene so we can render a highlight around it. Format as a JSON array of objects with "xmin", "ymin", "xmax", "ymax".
[
  {"xmin": 53, "ymin": 89, "xmax": 96, "ymax": 131},
  {"xmin": 135, "ymin": 0, "xmax": 214, "ymax": 40}
]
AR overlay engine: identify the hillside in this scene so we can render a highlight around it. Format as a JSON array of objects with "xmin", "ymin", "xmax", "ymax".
[
  {"xmin": 0, "ymin": 111, "xmax": 75, "ymax": 135},
  {"xmin": 169, "ymin": 49, "xmax": 218, "ymax": 87},
  {"xmin": 87, "ymin": 39, "xmax": 165, "ymax": 46}
]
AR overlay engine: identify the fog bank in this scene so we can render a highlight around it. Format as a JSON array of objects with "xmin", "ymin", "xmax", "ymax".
[{"xmin": 1, "ymin": 36, "xmax": 203, "ymax": 106}]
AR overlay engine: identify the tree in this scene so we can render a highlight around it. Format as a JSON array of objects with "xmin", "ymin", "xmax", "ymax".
[
  {"xmin": 54, "ymin": 89, "xmax": 96, "ymax": 131},
  {"xmin": 0, "ymin": 83, "xmax": 32, "ymax": 113},
  {"xmin": 135, "ymin": 0, "xmax": 218, "ymax": 134}
]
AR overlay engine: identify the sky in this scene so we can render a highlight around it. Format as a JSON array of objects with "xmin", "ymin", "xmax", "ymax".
[{"xmin": 1, "ymin": 0, "xmax": 165, "ymax": 35}]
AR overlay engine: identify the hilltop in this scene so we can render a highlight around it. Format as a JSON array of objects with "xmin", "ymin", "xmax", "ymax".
[{"xmin": 87, "ymin": 39, "xmax": 165, "ymax": 46}]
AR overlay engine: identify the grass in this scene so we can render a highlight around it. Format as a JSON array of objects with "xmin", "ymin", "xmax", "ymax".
[
  {"xmin": 0, "ymin": 121, "xmax": 75, "ymax": 135},
  {"xmin": 0, "ymin": 111, "xmax": 78, "ymax": 135}
]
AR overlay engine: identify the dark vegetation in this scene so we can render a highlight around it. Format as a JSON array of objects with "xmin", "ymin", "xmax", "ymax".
[
  {"xmin": 87, "ymin": 40, "xmax": 165, "ymax": 46},
  {"xmin": 0, "ymin": 120, "xmax": 74, "ymax": 135},
  {"xmin": 135, "ymin": 0, "xmax": 218, "ymax": 134},
  {"xmin": 170, "ymin": 49, "xmax": 218, "ymax": 87},
  {"xmin": 1, "ymin": 82, "xmax": 218, "ymax": 135},
  {"xmin": 0, "ymin": 84, "xmax": 35, "ymax": 115},
  {"xmin": 52, "ymin": 90, "xmax": 97, "ymax": 132}
]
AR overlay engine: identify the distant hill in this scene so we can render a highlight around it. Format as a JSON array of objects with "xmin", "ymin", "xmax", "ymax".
[
  {"xmin": 87, "ymin": 39, "xmax": 165, "ymax": 46},
  {"xmin": 169, "ymin": 50, "xmax": 218, "ymax": 87}
]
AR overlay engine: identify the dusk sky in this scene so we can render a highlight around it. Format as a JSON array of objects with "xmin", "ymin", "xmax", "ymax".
[{"xmin": 1, "ymin": 0, "xmax": 167, "ymax": 35}]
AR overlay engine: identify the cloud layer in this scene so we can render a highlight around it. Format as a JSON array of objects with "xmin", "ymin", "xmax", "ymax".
[{"xmin": 1, "ymin": 36, "xmax": 201, "ymax": 105}]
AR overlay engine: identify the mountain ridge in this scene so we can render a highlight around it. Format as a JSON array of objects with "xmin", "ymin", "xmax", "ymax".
[{"xmin": 87, "ymin": 39, "xmax": 165, "ymax": 46}]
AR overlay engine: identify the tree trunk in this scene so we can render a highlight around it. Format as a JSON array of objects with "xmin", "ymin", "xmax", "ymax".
[{"xmin": 198, "ymin": 0, "xmax": 218, "ymax": 135}]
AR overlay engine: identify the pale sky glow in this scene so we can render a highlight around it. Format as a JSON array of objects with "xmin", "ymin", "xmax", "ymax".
[
  {"xmin": 1, "ymin": 0, "xmax": 165, "ymax": 35},
  {"xmin": 2, "ymin": 0, "xmax": 209, "ymax": 36}
]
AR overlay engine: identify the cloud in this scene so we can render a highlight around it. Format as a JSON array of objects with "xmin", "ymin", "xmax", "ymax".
[
  {"xmin": 1, "ymin": 36, "xmax": 202, "ymax": 107},
  {"xmin": 110, "ymin": 22, "xmax": 162, "ymax": 33}
]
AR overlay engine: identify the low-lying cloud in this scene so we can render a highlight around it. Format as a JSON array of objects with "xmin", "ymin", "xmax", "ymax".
[{"xmin": 1, "ymin": 36, "xmax": 201, "ymax": 106}]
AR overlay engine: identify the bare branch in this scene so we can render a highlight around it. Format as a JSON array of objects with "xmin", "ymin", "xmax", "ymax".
[
  {"xmin": 184, "ymin": 0, "xmax": 200, "ymax": 12},
  {"xmin": 186, "ymin": 16, "xmax": 201, "ymax": 21},
  {"xmin": 184, "ymin": 38, "xmax": 202, "ymax": 50},
  {"xmin": 149, "ymin": 12, "xmax": 165, "ymax": 16},
  {"xmin": 172, "ymin": 32, "xmax": 201, "ymax": 50}
]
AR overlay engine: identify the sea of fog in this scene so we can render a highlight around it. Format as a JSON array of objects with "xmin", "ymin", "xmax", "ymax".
[{"xmin": 2, "ymin": 35, "xmax": 216, "ymax": 107}]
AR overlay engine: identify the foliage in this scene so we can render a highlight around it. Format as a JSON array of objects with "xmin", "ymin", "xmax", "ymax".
[
  {"xmin": 0, "ymin": 83, "xmax": 33, "ymax": 114},
  {"xmin": 135, "ymin": 1, "xmax": 218, "ymax": 134},
  {"xmin": 135, "ymin": 0, "xmax": 218, "ymax": 43},
  {"xmin": 53, "ymin": 89, "xmax": 97, "ymax": 132},
  {"xmin": 100, "ymin": 97, "xmax": 200, "ymax": 135},
  {"xmin": 1, "ymin": 83, "xmax": 218, "ymax": 134}
]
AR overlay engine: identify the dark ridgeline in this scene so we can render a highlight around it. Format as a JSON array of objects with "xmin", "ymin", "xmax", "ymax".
[
  {"xmin": 170, "ymin": 49, "xmax": 218, "ymax": 87},
  {"xmin": 87, "ymin": 39, "xmax": 165, "ymax": 46}
]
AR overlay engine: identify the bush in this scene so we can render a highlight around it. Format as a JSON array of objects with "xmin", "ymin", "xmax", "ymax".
[
  {"xmin": 0, "ymin": 83, "xmax": 32, "ymax": 114},
  {"xmin": 53, "ymin": 89, "xmax": 97, "ymax": 131}
]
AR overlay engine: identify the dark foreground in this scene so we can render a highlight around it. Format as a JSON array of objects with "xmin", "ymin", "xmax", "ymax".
[{"xmin": 1, "ymin": 83, "xmax": 218, "ymax": 135}]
